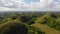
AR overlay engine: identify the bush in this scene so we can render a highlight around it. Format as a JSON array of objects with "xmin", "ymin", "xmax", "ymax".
[
  {"xmin": 27, "ymin": 26, "xmax": 45, "ymax": 34},
  {"xmin": 20, "ymin": 16, "xmax": 30, "ymax": 22}
]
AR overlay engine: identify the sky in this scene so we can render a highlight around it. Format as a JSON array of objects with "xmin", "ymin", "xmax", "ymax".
[{"xmin": 0, "ymin": 0, "xmax": 60, "ymax": 11}]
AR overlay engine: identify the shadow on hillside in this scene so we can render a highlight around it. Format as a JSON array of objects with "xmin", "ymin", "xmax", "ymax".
[
  {"xmin": 7, "ymin": 24, "xmax": 28, "ymax": 34},
  {"xmin": 0, "ymin": 22, "xmax": 28, "ymax": 34}
]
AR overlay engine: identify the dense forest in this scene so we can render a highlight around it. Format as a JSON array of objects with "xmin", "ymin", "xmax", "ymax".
[{"xmin": 0, "ymin": 11, "xmax": 60, "ymax": 34}]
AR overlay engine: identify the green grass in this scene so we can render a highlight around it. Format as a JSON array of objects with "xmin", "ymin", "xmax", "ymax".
[{"xmin": 32, "ymin": 23, "xmax": 60, "ymax": 34}]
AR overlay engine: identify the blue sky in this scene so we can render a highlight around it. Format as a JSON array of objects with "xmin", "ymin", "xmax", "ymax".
[
  {"xmin": 22, "ymin": 0, "xmax": 40, "ymax": 4},
  {"xmin": 55, "ymin": 0, "xmax": 60, "ymax": 2},
  {"xmin": 0, "ymin": 0, "xmax": 60, "ymax": 11}
]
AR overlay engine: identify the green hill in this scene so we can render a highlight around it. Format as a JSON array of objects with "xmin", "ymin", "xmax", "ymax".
[{"xmin": 0, "ymin": 12, "xmax": 60, "ymax": 34}]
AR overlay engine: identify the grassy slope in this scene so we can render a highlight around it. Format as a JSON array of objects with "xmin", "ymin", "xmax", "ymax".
[{"xmin": 32, "ymin": 23, "xmax": 60, "ymax": 34}]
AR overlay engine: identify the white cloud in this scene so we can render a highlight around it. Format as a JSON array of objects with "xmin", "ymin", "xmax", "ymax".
[{"xmin": 0, "ymin": 0, "xmax": 60, "ymax": 11}]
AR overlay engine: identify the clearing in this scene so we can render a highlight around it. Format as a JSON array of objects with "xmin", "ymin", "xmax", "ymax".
[{"xmin": 32, "ymin": 23, "xmax": 60, "ymax": 34}]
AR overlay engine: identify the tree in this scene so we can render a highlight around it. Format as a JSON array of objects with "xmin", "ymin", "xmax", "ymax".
[{"xmin": 20, "ymin": 16, "xmax": 30, "ymax": 22}]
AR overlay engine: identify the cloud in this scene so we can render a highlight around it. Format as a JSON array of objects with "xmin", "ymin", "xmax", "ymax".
[{"xmin": 0, "ymin": 0, "xmax": 60, "ymax": 11}]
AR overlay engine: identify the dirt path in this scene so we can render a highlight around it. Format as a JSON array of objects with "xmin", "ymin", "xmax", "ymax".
[{"xmin": 32, "ymin": 23, "xmax": 60, "ymax": 34}]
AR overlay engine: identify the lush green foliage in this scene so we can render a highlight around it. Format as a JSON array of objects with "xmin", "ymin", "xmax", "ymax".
[
  {"xmin": 0, "ymin": 12, "xmax": 60, "ymax": 34},
  {"xmin": 0, "ymin": 12, "xmax": 45, "ymax": 34},
  {"xmin": 35, "ymin": 12, "xmax": 60, "ymax": 31}
]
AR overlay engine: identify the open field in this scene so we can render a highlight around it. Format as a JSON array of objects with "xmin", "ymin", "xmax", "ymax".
[{"xmin": 33, "ymin": 23, "xmax": 60, "ymax": 34}]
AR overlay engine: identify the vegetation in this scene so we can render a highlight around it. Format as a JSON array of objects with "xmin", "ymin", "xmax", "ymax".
[
  {"xmin": 35, "ymin": 12, "xmax": 60, "ymax": 31},
  {"xmin": 0, "ymin": 12, "xmax": 45, "ymax": 34},
  {"xmin": 0, "ymin": 12, "xmax": 60, "ymax": 34}
]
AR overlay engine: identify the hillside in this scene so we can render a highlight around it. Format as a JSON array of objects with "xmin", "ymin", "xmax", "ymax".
[{"xmin": 0, "ymin": 12, "xmax": 60, "ymax": 34}]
